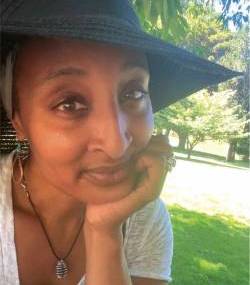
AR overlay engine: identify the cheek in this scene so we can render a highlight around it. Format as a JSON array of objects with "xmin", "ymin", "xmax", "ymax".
[
  {"xmin": 21, "ymin": 104, "xmax": 82, "ymax": 161},
  {"xmin": 131, "ymin": 102, "xmax": 154, "ymax": 147},
  {"xmin": 30, "ymin": 125, "xmax": 83, "ymax": 162},
  {"xmin": 23, "ymin": 106, "xmax": 85, "ymax": 169},
  {"xmin": 28, "ymin": 122, "xmax": 86, "ymax": 195},
  {"xmin": 32, "ymin": 133, "xmax": 81, "ymax": 190}
]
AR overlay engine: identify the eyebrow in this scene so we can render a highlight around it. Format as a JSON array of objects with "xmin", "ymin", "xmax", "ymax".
[
  {"xmin": 42, "ymin": 67, "xmax": 87, "ymax": 82},
  {"xmin": 121, "ymin": 60, "xmax": 149, "ymax": 73},
  {"xmin": 40, "ymin": 60, "xmax": 148, "ymax": 85}
]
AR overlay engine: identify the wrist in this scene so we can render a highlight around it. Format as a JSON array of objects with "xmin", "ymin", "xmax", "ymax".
[
  {"xmin": 84, "ymin": 221, "xmax": 123, "ymax": 246},
  {"xmin": 84, "ymin": 222, "xmax": 130, "ymax": 284}
]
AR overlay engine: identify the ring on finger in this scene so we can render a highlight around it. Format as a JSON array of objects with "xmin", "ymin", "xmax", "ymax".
[{"xmin": 163, "ymin": 154, "xmax": 176, "ymax": 172}]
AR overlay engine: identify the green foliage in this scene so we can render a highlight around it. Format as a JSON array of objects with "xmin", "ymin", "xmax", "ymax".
[
  {"xmin": 235, "ymin": 136, "xmax": 250, "ymax": 158},
  {"xmin": 132, "ymin": 0, "xmax": 188, "ymax": 43},
  {"xmin": 132, "ymin": 1, "xmax": 246, "ymax": 64},
  {"xmin": 182, "ymin": 0, "xmax": 249, "ymax": 30},
  {"xmin": 219, "ymin": 28, "xmax": 248, "ymax": 71},
  {"xmin": 219, "ymin": 26, "xmax": 249, "ymax": 111},
  {"xmin": 154, "ymin": 90, "xmax": 247, "ymax": 154},
  {"xmin": 133, "ymin": 0, "xmax": 248, "ymax": 158},
  {"xmin": 180, "ymin": 2, "xmax": 232, "ymax": 60},
  {"xmin": 218, "ymin": 27, "xmax": 249, "ymax": 158},
  {"xmin": 218, "ymin": 0, "xmax": 249, "ymax": 29}
]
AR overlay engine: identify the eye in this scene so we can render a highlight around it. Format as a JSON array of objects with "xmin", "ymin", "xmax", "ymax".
[
  {"xmin": 120, "ymin": 89, "xmax": 149, "ymax": 103},
  {"xmin": 57, "ymin": 100, "xmax": 87, "ymax": 112},
  {"xmin": 54, "ymin": 95, "xmax": 88, "ymax": 114}
]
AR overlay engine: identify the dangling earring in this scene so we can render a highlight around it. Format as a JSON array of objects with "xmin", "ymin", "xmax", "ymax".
[{"xmin": 12, "ymin": 138, "xmax": 30, "ymax": 187}]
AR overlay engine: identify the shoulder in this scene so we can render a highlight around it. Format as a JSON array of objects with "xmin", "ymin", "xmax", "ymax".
[
  {"xmin": 0, "ymin": 151, "xmax": 15, "ymax": 186},
  {"xmin": 0, "ymin": 153, "xmax": 19, "ymax": 284},
  {"xmin": 124, "ymin": 197, "xmax": 173, "ymax": 252},
  {"xmin": 0, "ymin": 151, "xmax": 15, "ymax": 209},
  {"xmin": 127, "ymin": 198, "xmax": 172, "ymax": 233},
  {"xmin": 124, "ymin": 198, "xmax": 173, "ymax": 282},
  {"xmin": 0, "ymin": 151, "xmax": 15, "ymax": 173}
]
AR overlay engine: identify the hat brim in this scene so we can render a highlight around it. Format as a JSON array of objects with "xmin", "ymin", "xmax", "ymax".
[{"xmin": 1, "ymin": 15, "xmax": 243, "ymax": 112}]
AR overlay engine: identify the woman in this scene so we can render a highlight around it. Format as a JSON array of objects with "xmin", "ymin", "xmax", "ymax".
[{"xmin": 0, "ymin": 1, "xmax": 240, "ymax": 285}]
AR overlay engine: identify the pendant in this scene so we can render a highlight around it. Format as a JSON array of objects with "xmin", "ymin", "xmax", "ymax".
[{"xmin": 56, "ymin": 259, "xmax": 68, "ymax": 279}]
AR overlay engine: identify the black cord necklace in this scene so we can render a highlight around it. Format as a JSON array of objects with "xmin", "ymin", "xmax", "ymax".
[{"xmin": 19, "ymin": 178, "xmax": 84, "ymax": 279}]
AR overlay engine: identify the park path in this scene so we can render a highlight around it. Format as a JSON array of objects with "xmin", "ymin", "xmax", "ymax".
[{"xmin": 160, "ymin": 159, "xmax": 250, "ymax": 225}]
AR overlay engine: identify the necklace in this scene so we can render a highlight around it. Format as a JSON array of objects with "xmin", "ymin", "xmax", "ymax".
[{"xmin": 19, "ymin": 178, "xmax": 84, "ymax": 279}]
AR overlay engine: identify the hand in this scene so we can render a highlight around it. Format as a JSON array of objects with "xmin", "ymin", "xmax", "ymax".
[{"xmin": 84, "ymin": 134, "xmax": 173, "ymax": 234}]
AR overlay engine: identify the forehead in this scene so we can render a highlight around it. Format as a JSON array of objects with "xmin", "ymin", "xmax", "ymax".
[{"xmin": 15, "ymin": 37, "xmax": 149, "ymax": 78}]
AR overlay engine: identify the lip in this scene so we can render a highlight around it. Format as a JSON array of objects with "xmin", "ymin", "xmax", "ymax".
[
  {"xmin": 86, "ymin": 162, "xmax": 128, "ymax": 174},
  {"xmin": 82, "ymin": 162, "xmax": 130, "ymax": 186}
]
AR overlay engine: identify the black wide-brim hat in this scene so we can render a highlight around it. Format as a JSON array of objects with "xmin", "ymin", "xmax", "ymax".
[{"xmin": 1, "ymin": 0, "xmax": 242, "ymax": 113}]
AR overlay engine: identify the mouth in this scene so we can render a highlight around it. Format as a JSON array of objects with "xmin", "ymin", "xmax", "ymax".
[{"xmin": 82, "ymin": 161, "xmax": 131, "ymax": 186}]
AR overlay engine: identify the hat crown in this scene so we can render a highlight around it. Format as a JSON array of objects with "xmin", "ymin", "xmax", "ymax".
[{"xmin": 1, "ymin": 0, "xmax": 141, "ymax": 28}]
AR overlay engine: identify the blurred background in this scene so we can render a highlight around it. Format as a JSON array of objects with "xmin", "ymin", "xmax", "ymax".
[{"xmin": 131, "ymin": 1, "xmax": 249, "ymax": 284}]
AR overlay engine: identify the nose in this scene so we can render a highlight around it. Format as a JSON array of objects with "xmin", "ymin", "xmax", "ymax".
[{"xmin": 87, "ymin": 105, "xmax": 133, "ymax": 160}]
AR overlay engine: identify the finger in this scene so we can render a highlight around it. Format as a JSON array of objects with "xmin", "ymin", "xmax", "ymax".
[
  {"xmin": 100, "ymin": 154, "xmax": 167, "ymax": 224},
  {"xmin": 135, "ymin": 152, "xmax": 166, "ymax": 179},
  {"xmin": 134, "ymin": 153, "xmax": 167, "ymax": 199},
  {"xmin": 144, "ymin": 135, "xmax": 176, "ymax": 172},
  {"xmin": 104, "ymin": 146, "xmax": 171, "ymax": 225},
  {"xmin": 145, "ymin": 135, "xmax": 173, "ymax": 154}
]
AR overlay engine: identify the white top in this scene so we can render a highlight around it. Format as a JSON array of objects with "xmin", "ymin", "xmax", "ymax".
[{"xmin": 0, "ymin": 151, "xmax": 173, "ymax": 285}]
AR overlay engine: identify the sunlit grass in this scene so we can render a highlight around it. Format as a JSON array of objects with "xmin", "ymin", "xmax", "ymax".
[
  {"xmin": 197, "ymin": 258, "xmax": 227, "ymax": 273},
  {"xmin": 168, "ymin": 205, "xmax": 249, "ymax": 285}
]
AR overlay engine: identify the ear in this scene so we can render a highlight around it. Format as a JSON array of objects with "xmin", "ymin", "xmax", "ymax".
[{"xmin": 11, "ymin": 110, "xmax": 27, "ymax": 140}]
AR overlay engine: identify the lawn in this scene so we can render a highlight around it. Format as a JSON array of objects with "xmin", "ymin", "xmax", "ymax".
[
  {"xmin": 168, "ymin": 205, "xmax": 249, "ymax": 285},
  {"xmin": 160, "ymin": 141, "xmax": 249, "ymax": 284}
]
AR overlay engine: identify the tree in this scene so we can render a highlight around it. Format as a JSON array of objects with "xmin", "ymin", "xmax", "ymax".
[
  {"xmin": 133, "ymin": 0, "xmax": 248, "ymax": 160},
  {"xmin": 154, "ymin": 90, "xmax": 247, "ymax": 159},
  {"xmin": 179, "ymin": 3, "xmax": 233, "ymax": 61},
  {"xmin": 219, "ymin": 26, "xmax": 249, "ymax": 160},
  {"xmin": 132, "ymin": 0, "xmax": 188, "ymax": 43},
  {"xmin": 184, "ymin": 0, "xmax": 249, "ymax": 29},
  {"xmin": 219, "ymin": 0, "xmax": 249, "ymax": 29}
]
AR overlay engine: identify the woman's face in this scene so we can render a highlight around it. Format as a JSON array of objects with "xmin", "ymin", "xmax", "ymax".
[{"xmin": 12, "ymin": 38, "xmax": 154, "ymax": 203}]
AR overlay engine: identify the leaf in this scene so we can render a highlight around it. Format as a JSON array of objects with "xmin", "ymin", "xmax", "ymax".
[{"xmin": 143, "ymin": 0, "xmax": 152, "ymax": 19}]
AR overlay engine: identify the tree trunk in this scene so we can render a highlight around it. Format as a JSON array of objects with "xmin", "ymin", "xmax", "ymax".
[
  {"xmin": 243, "ymin": 154, "xmax": 249, "ymax": 161},
  {"xmin": 227, "ymin": 141, "xmax": 236, "ymax": 161},
  {"xmin": 162, "ymin": 129, "xmax": 170, "ymax": 141},
  {"xmin": 178, "ymin": 133, "xmax": 187, "ymax": 150},
  {"xmin": 186, "ymin": 139, "xmax": 192, "ymax": 159}
]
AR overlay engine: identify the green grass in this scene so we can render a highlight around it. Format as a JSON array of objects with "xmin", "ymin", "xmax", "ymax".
[{"xmin": 168, "ymin": 205, "xmax": 249, "ymax": 285}]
